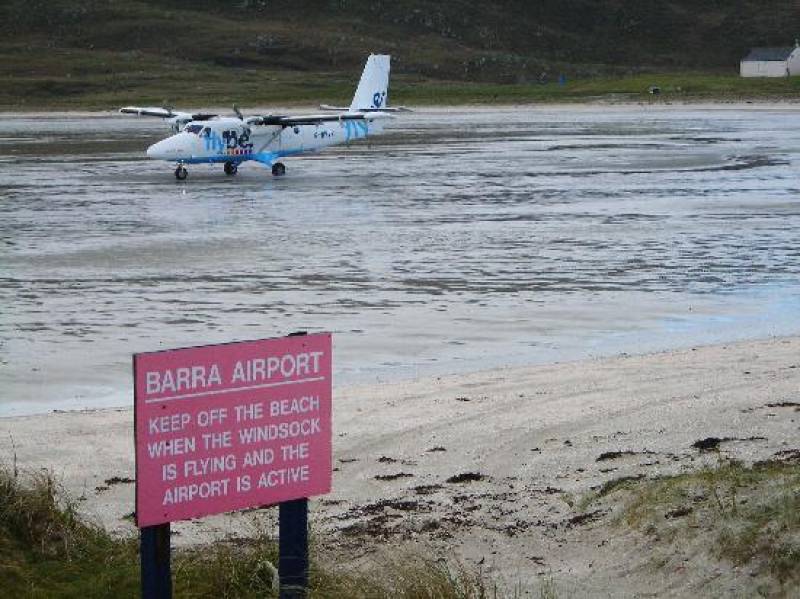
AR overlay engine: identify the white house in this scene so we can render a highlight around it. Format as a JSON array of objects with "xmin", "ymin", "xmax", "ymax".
[{"xmin": 740, "ymin": 43, "xmax": 800, "ymax": 77}]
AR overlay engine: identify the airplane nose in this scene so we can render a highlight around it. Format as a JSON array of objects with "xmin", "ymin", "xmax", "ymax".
[
  {"xmin": 146, "ymin": 135, "xmax": 188, "ymax": 160},
  {"xmin": 146, "ymin": 140, "xmax": 166, "ymax": 159}
]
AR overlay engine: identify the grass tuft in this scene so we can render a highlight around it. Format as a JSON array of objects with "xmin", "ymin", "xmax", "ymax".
[{"xmin": 538, "ymin": 574, "xmax": 559, "ymax": 599}]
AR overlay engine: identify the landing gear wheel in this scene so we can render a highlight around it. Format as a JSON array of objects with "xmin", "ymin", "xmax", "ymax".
[
  {"xmin": 271, "ymin": 162, "xmax": 286, "ymax": 177},
  {"xmin": 174, "ymin": 165, "xmax": 188, "ymax": 180},
  {"xmin": 224, "ymin": 161, "xmax": 238, "ymax": 176}
]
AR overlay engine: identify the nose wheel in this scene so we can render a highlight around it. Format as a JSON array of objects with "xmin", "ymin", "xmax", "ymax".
[
  {"xmin": 174, "ymin": 165, "xmax": 188, "ymax": 180},
  {"xmin": 271, "ymin": 162, "xmax": 286, "ymax": 177},
  {"xmin": 224, "ymin": 161, "xmax": 238, "ymax": 176}
]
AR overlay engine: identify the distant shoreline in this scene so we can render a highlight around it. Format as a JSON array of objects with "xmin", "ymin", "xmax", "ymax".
[{"xmin": 2, "ymin": 98, "xmax": 800, "ymax": 116}]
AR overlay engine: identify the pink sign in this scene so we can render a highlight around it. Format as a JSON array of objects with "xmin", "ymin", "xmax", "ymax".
[{"xmin": 133, "ymin": 333, "xmax": 332, "ymax": 528}]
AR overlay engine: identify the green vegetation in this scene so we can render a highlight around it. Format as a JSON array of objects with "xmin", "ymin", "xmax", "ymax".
[
  {"xmin": 0, "ymin": 469, "xmax": 140, "ymax": 597},
  {"xmin": 4, "ymin": 57, "xmax": 800, "ymax": 111},
  {"xmin": 1, "ymin": 1, "xmax": 800, "ymax": 109},
  {"xmin": 583, "ymin": 459, "xmax": 800, "ymax": 591},
  {"xmin": 0, "ymin": 467, "xmax": 493, "ymax": 598}
]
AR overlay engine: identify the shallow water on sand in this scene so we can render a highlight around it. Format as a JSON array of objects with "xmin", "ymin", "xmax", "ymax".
[{"xmin": 2, "ymin": 106, "xmax": 800, "ymax": 415}]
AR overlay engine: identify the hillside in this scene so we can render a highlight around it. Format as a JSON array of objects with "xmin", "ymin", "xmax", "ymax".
[{"xmin": 2, "ymin": 0, "xmax": 800, "ymax": 107}]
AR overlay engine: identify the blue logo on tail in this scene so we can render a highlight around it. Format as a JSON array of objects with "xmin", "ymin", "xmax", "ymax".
[{"xmin": 372, "ymin": 91, "xmax": 386, "ymax": 108}]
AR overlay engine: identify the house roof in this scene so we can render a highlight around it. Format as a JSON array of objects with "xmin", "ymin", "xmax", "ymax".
[{"xmin": 742, "ymin": 47, "xmax": 796, "ymax": 62}]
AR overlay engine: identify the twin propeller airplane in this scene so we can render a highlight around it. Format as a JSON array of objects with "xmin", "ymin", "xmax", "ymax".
[{"xmin": 120, "ymin": 54, "xmax": 406, "ymax": 179}]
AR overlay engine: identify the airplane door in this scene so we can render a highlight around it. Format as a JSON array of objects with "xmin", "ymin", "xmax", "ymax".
[
  {"xmin": 282, "ymin": 125, "xmax": 304, "ymax": 154},
  {"xmin": 253, "ymin": 125, "xmax": 283, "ymax": 156}
]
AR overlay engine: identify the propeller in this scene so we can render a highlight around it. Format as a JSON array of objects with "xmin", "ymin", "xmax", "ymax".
[{"xmin": 233, "ymin": 104, "xmax": 244, "ymax": 121}]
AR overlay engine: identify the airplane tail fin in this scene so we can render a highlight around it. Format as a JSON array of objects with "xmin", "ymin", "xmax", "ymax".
[{"xmin": 350, "ymin": 54, "xmax": 391, "ymax": 112}]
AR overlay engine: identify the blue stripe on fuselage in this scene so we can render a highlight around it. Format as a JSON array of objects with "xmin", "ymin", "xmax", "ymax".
[{"xmin": 183, "ymin": 149, "xmax": 304, "ymax": 166}]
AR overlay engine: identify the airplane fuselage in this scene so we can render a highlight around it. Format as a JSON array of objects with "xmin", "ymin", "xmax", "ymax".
[{"xmin": 146, "ymin": 115, "xmax": 384, "ymax": 167}]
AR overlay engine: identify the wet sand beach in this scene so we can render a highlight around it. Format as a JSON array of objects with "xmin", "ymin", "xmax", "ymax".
[{"xmin": 3, "ymin": 105, "xmax": 800, "ymax": 415}]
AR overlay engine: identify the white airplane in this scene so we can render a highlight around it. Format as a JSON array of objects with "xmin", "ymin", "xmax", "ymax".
[{"xmin": 120, "ymin": 54, "xmax": 405, "ymax": 179}]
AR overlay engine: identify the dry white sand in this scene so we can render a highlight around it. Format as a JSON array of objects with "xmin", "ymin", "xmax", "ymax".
[{"xmin": 2, "ymin": 336, "xmax": 799, "ymax": 597}]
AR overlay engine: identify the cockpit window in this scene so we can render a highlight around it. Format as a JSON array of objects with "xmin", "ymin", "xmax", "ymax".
[
  {"xmin": 184, "ymin": 124, "xmax": 203, "ymax": 135},
  {"xmin": 201, "ymin": 127, "xmax": 211, "ymax": 137}
]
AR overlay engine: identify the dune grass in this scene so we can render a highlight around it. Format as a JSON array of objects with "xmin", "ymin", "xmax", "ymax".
[
  {"xmin": 582, "ymin": 458, "xmax": 800, "ymax": 590},
  {"xmin": 0, "ymin": 467, "xmax": 494, "ymax": 598},
  {"xmin": 0, "ymin": 469, "xmax": 140, "ymax": 597},
  {"xmin": 623, "ymin": 459, "xmax": 800, "ymax": 584}
]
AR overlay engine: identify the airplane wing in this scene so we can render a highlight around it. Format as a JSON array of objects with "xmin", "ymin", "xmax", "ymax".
[
  {"xmin": 120, "ymin": 106, "xmax": 180, "ymax": 118},
  {"xmin": 119, "ymin": 106, "xmax": 217, "ymax": 121},
  {"xmin": 246, "ymin": 112, "xmax": 392, "ymax": 126}
]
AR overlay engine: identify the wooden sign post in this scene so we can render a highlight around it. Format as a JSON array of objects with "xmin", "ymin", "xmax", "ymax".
[
  {"xmin": 279, "ymin": 498, "xmax": 309, "ymax": 599},
  {"xmin": 140, "ymin": 524, "xmax": 172, "ymax": 598}
]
